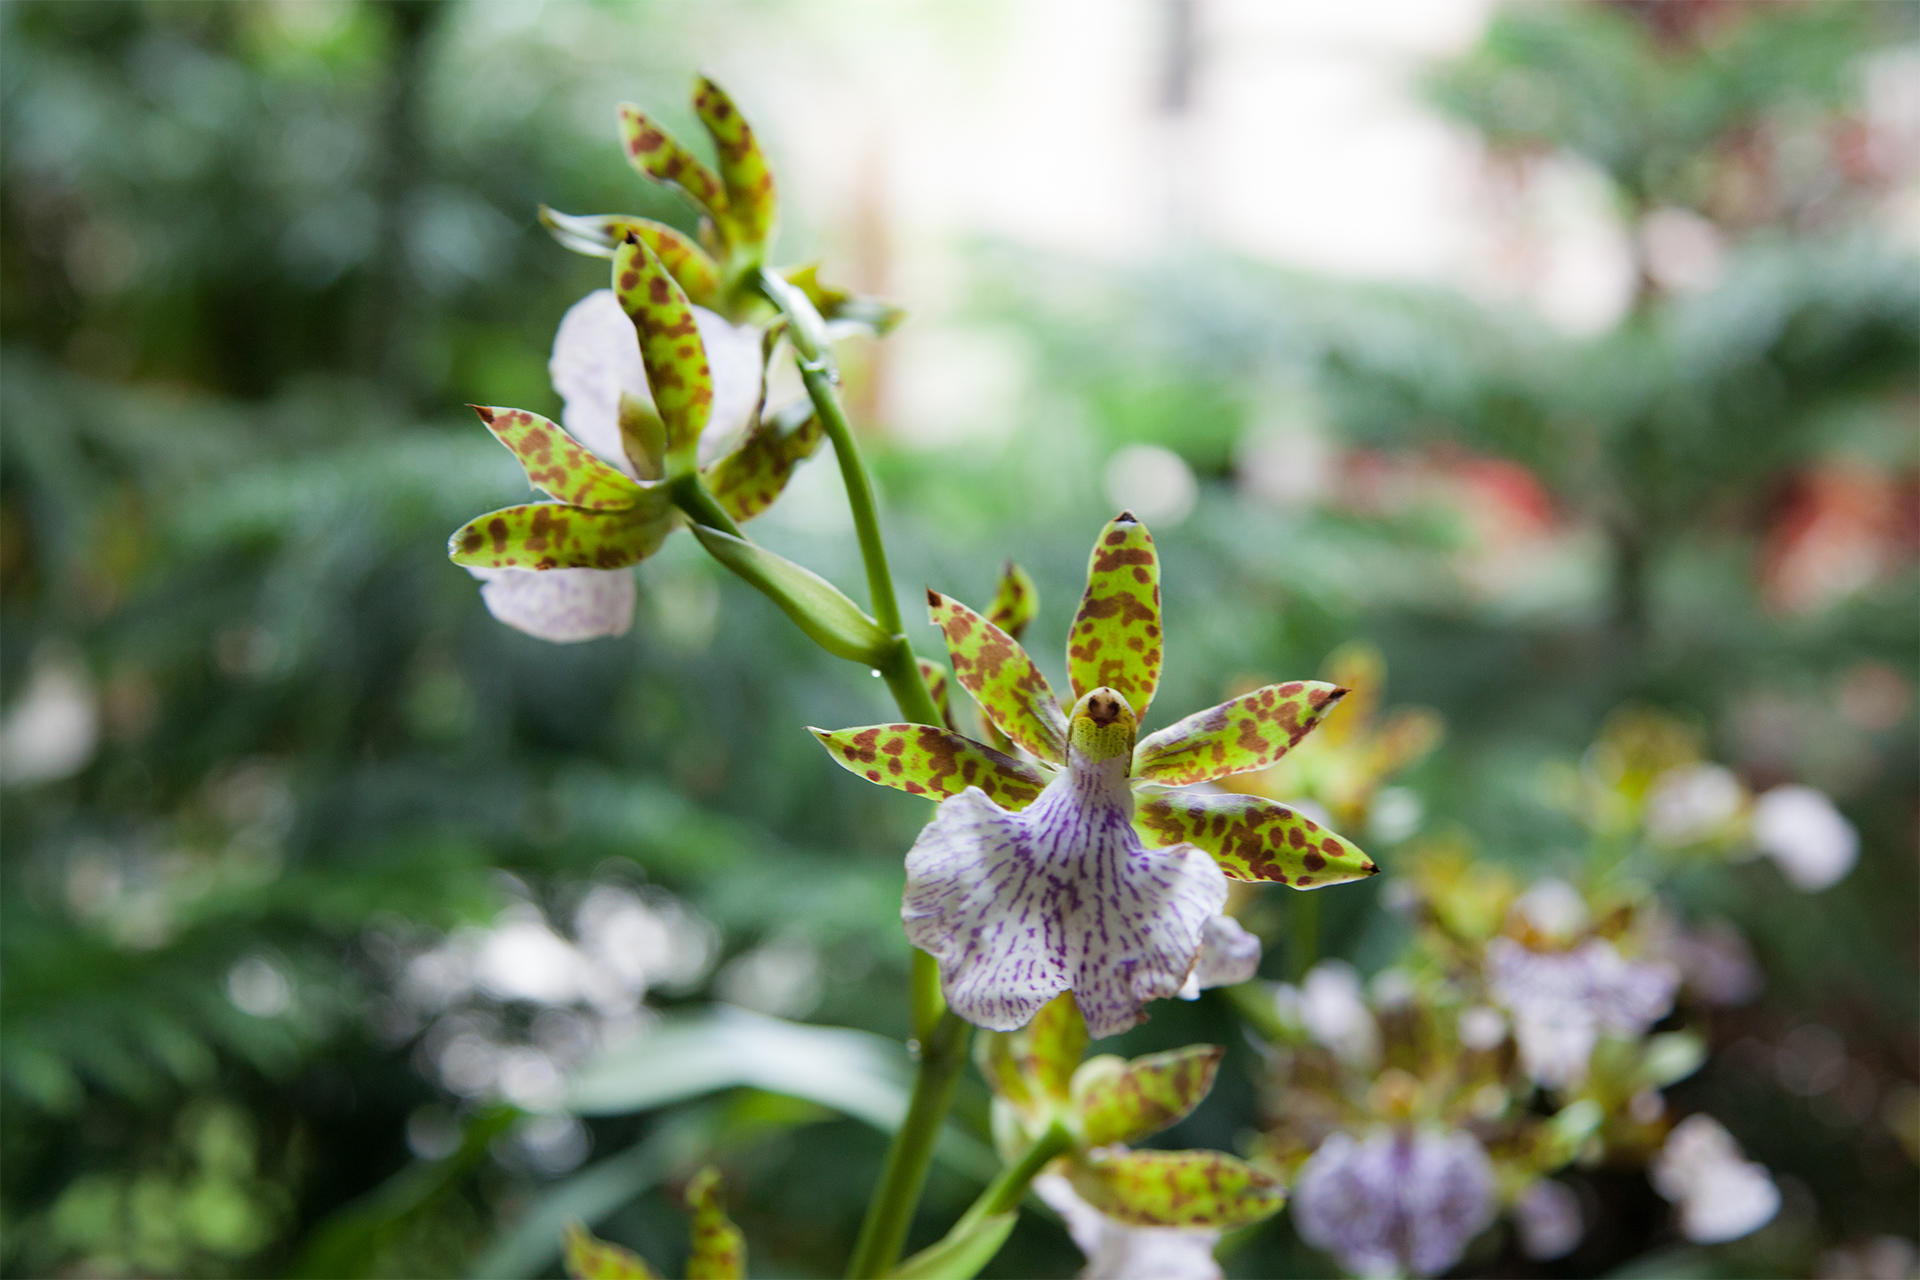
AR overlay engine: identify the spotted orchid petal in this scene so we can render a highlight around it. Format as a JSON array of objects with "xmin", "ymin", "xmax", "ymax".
[
  {"xmin": 702, "ymin": 403, "xmax": 822, "ymax": 523},
  {"xmin": 1066, "ymin": 1148, "xmax": 1285, "ymax": 1231},
  {"xmin": 612, "ymin": 237, "xmax": 716, "ymax": 471},
  {"xmin": 471, "ymin": 406, "xmax": 645, "ymax": 510},
  {"xmin": 692, "ymin": 77, "xmax": 776, "ymax": 252},
  {"xmin": 1072, "ymin": 1045, "xmax": 1223, "ymax": 1147},
  {"xmin": 1034, "ymin": 1175, "xmax": 1224, "ymax": 1280},
  {"xmin": 1067, "ymin": 513, "xmax": 1162, "ymax": 718},
  {"xmin": 1134, "ymin": 789, "xmax": 1377, "ymax": 888},
  {"xmin": 1179, "ymin": 914, "xmax": 1261, "ymax": 998},
  {"xmin": 562, "ymin": 1221, "xmax": 658, "ymax": 1280},
  {"xmin": 928, "ymin": 591, "xmax": 1068, "ymax": 763},
  {"xmin": 618, "ymin": 103, "xmax": 728, "ymax": 225},
  {"xmin": 781, "ymin": 263, "xmax": 905, "ymax": 339},
  {"xmin": 538, "ymin": 208, "xmax": 723, "ymax": 308},
  {"xmin": 902, "ymin": 693, "xmax": 1229, "ymax": 1038},
  {"xmin": 1133, "ymin": 682, "xmax": 1346, "ymax": 786},
  {"xmin": 915, "ymin": 659, "xmax": 955, "ymax": 731},
  {"xmin": 683, "ymin": 1167, "xmax": 746, "ymax": 1280},
  {"xmin": 811, "ymin": 725, "xmax": 1051, "ymax": 808},
  {"xmin": 470, "ymin": 567, "xmax": 635, "ymax": 644},
  {"xmin": 986, "ymin": 560, "xmax": 1039, "ymax": 639},
  {"xmin": 449, "ymin": 497, "xmax": 676, "ymax": 572}
]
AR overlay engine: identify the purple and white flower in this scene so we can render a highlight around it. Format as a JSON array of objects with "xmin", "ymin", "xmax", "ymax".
[
  {"xmin": 1291, "ymin": 1129, "xmax": 1499, "ymax": 1278},
  {"xmin": 1486, "ymin": 935, "xmax": 1678, "ymax": 1088},
  {"xmin": 1034, "ymin": 1173, "xmax": 1223, "ymax": 1280}
]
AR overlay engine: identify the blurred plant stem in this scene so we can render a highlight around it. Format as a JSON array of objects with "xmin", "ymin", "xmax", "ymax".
[{"xmin": 753, "ymin": 268, "xmax": 961, "ymax": 1276}]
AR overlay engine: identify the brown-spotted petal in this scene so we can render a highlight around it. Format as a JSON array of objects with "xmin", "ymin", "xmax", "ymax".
[
  {"xmin": 928, "ymin": 590, "xmax": 1068, "ymax": 764},
  {"xmin": 611, "ymin": 235, "xmax": 713, "ymax": 470},
  {"xmin": 810, "ymin": 724, "xmax": 1051, "ymax": 808},
  {"xmin": 617, "ymin": 103, "xmax": 728, "ymax": 224},
  {"xmin": 538, "ymin": 208, "xmax": 724, "ymax": 309},
  {"xmin": 1064, "ymin": 1148, "xmax": 1284, "ymax": 1231},
  {"xmin": 702, "ymin": 402, "xmax": 823, "ymax": 523},
  {"xmin": 1066, "ymin": 513, "xmax": 1161, "ymax": 716},
  {"xmin": 448, "ymin": 497, "xmax": 675, "ymax": 572},
  {"xmin": 1133, "ymin": 788, "xmax": 1378, "ymax": 888},
  {"xmin": 1133, "ymin": 681, "xmax": 1347, "ymax": 785},
  {"xmin": 986, "ymin": 560, "xmax": 1039, "ymax": 640},
  {"xmin": 471, "ymin": 406, "xmax": 644, "ymax": 510},
  {"xmin": 691, "ymin": 76, "xmax": 776, "ymax": 252}
]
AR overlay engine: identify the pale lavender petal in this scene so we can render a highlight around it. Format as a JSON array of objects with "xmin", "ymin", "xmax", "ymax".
[
  {"xmin": 549, "ymin": 289, "xmax": 647, "ymax": 472},
  {"xmin": 1179, "ymin": 915, "xmax": 1261, "ymax": 999},
  {"xmin": 471, "ymin": 567, "xmax": 634, "ymax": 643},
  {"xmin": 1292, "ymin": 1130, "xmax": 1497, "ymax": 1278},
  {"xmin": 902, "ymin": 772, "xmax": 1228, "ymax": 1040},
  {"xmin": 1516, "ymin": 1180, "xmax": 1583, "ymax": 1260},
  {"xmin": 1035, "ymin": 1173, "xmax": 1223, "ymax": 1280},
  {"xmin": 1487, "ymin": 936, "xmax": 1678, "ymax": 1087}
]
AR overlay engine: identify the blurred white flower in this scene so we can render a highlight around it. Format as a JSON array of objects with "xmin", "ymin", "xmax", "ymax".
[
  {"xmin": 1103, "ymin": 444, "xmax": 1198, "ymax": 527},
  {"xmin": 0, "ymin": 647, "xmax": 99, "ymax": 787},
  {"xmin": 1292, "ymin": 1129, "xmax": 1497, "ymax": 1278},
  {"xmin": 1296, "ymin": 960, "xmax": 1381, "ymax": 1066},
  {"xmin": 1034, "ymin": 1173, "xmax": 1222, "ymax": 1280},
  {"xmin": 1457, "ymin": 1005, "xmax": 1507, "ymax": 1052},
  {"xmin": 1512, "ymin": 877, "xmax": 1590, "ymax": 941},
  {"xmin": 1644, "ymin": 763, "xmax": 1745, "ymax": 846},
  {"xmin": 1486, "ymin": 937, "xmax": 1678, "ymax": 1088},
  {"xmin": 1515, "ymin": 1179, "xmax": 1584, "ymax": 1261},
  {"xmin": 1751, "ymin": 785, "xmax": 1858, "ymax": 892},
  {"xmin": 1650, "ymin": 1115, "xmax": 1780, "ymax": 1244}
]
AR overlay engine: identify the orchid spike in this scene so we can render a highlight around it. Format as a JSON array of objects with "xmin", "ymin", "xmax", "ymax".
[{"xmin": 813, "ymin": 516, "xmax": 1378, "ymax": 1036}]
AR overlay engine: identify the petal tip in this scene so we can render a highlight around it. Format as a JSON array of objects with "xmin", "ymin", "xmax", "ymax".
[{"xmin": 1114, "ymin": 509, "xmax": 1138, "ymax": 524}]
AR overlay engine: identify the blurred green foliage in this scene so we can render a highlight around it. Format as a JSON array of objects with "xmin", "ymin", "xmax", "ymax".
[{"xmin": 2, "ymin": 2, "xmax": 1914, "ymax": 1277}]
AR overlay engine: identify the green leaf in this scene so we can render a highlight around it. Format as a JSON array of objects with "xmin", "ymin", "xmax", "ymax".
[
  {"xmin": 985, "ymin": 560, "xmax": 1038, "ymax": 640},
  {"xmin": 683, "ymin": 1167, "xmax": 745, "ymax": 1280},
  {"xmin": 562, "ymin": 1221, "xmax": 658, "ymax": 1280},
  {"xmin": 612, "ymin": 235, "xmax": 716, "ymax": 471},
  {"xmin": 887, "ymin": 1211, "xmax": 1016, "ymax": 1280},
  {"xmin": 1133, "ymin": 682, "xmax": 1347, "ymax": 786},
  {"xmin": 1066, "ymin": 513, "xmax": 1162, "ymax": 717},
  {"xmin": 692, "ymin": 76, "xmax": 777, "ymax": 253},
  {"xmin": 1071, "ymin": 1046, "xmax": 1222, "ymax": 1147},
  {"xmin": 1065, "ymin": 1149, "xmax": 1284, "ymax": 1230},
  {"xmin": 928, "ymin": 590, "xmax": 1067, "ymax": 764},
  {"xmin": 448, "ymin": 498, "xmax": 675, "ymax": 571},
  {"xmin": 691, "ymin": 525, "xmax": 890, "ymax": 664},
  {"xmin": 702, "ymin": 402, "xmax": 824, "ymax": 523},
  {"xmin": 471, "ymin": 406, "xmax": 645, "ymax": 510},
  {"xmin": 1134, "ymin": 789, "xmax": 1378, "ymax": 888},
  {"xmin": 617, "ymin": 103, "xmax": 728, "ymax": 224},
  {"xmin": 811, "ymin": 724, "xmax": 1050, "ymax": 808},
  {"xmin": 538, "ymin": 208, "xmax": 723, "ymax": 309}
]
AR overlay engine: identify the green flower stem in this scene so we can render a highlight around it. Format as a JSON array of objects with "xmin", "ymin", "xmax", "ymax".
[
  {"xmin": 668, "ymin": 472, "xmax": 746, "ymax": 539},
  {"xmin": 848, "ymin": 1007, "xmax": 970, "ymax": 1279},
  {"xmin": 967, "ymin": 1120, "xmax": 1074, "ymax": 1221}
]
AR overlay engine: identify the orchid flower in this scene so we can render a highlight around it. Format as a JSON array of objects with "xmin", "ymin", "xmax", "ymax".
[
  {"xmin": 1486, "ymin": 935, "xmax": 1679, "ymax": 1088},
  {"xmin": 814, "ymin": 514, "xmax": 1376, "ymax": 1038},
  {"xmin": 449, "ymin": 240, "xmax": 826, "ymax": 642},
  {"xmin": 1290, "ymin": 1128, "xmax": 1498, "ymax": 1279}
]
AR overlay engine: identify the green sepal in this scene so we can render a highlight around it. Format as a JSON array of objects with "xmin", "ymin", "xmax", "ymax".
[
  {"xmin": 539, "ymin": 207, "xmax": 724, "ymax": 309},
  {"xmin": 782, "ymin": 263, "xmax": 905, "ymax": 337},
  {"xmin": 810, "ymin": 724, "xmax": 1051, "ymax": 808},
  {"xmin": 562, "ymin": 1221, "xmax": 658, "ymax": 1280},
  {"xmin": 702, "ymin": 401, "xmax": 824, "ymax": 523},
  {"xmin": 1134, "ymin": 788, "xmax": 1378, "ymax": 888},
  {"xmin": 1023, "ymin": 991, "xmax": 1088, "ymax": 1103},
  {"xmin": 683, "ymin": 1167, "xmax": 746, "ymax": 1280},
  {"xmin": 1638, "ymin": 1031, "xmax": 1707, "ymax": 1089},
  {"xmin": 928, "ymin": 590, "xmax": 1068, "ymax": 764},
  {"xmin": 691, "ymin": 525, "xmax": 889, "ymax": 664},
  {"xmin": 612, "ymin": 235, "xmax": 715, "ymax": 472},
  {"xmin": 1067, "ymin": 513, "xmax": 1162, "ymax": 717},
  {"xmin": 1065, "ymin": 1148, "xmax": 1283, "ymax": 1230},
  {"xmin": 692, "ymin": 76, "xmax": 777, "ymax": 254},
  {"xmin": 449, "ymin": 497, "xmax": 675, "ymax": 571},
  {"xmin": 1535, "ymin": 1100, "xmax": 1605, "ymax": 1171},
  {"xmin": 617, "ymin": 103, "xmax": 729, "ymax": 225},
  {"xmin": 1133, "ymin": 681, "xmax": 1347, "ymax": 786},
  {"xmin": 471, "ymin": 405, "xmax": 645, "ymax": 510},
  {"xmin": 887, "ymin": 1211, "xmax": 1015, "ymax": 1280},
  {"xmin": 1071, "ymin": 1046, "xmax": 1223, "ymax": 1147},
  {"xmin": 986, "ymin": 560, "xmax": 1038, "ymax": 640}
]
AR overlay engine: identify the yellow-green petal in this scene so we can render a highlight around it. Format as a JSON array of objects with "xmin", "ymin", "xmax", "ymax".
[
  {"xmin": 917, "ymin": 658, "xmax": 955, "ymax": 731},
  {"xmin": 617, "ymin": 103, "xmax": 728, "ymax": 224},
  {"xmin": 1133, "ymin": 681, "xmax": 1347, "ymax": 785},
  {"xmin": 928, "ymin": 591, "xmax": 1068, "ymax": 764},
  {"xmin": 1023, "ymin": 990, "xmax": 1088, "ymax": 1103},
  {"xmin": 538, "ymin": 208, "xmax": 724, "ymax": 308},
  {"xmin": 471, "ymin": 406, "xmax": 645, "ymax": 510},
  {"xmin": 692, "ymin": 76, "xmax": 776, "ymax": 253},
  {"xmin": 702, "ymin": 404, "xmax": 823, "ymax": 523},
  {"xmin": 449, "ymin": 498, "xmax": 674, "ymax": 571},
  {"xmin": 562, "ymin": 1221, "xmax": 658, "ymax": 1280},
  {"xmin": 683, "ymin": 1167, "xmax": 745, "ymax": 1280},
  {"xmin": 1134, "ymin": 789, "xmax": 1377, "ymax": 888},
  {"xmin": 1071, "ymin": 1046, "xmax": 1222, "ymax": 1148},
  {"xmin": 1066, "ymin": 513, "xmax": 1161, "ymax": 716},
  {"xmin": 1065, "ymin": 1149, "xmax": 1284, "ymax": 1230},
  {"xmin": 810, "ymin": 724, "xmax": 1051, "ymax": 808},
  {"xmin": 612, "ymin": 235, "xmax": 714, "ymax": 470},
  {"xmin": 986, "ymin": 560, "xmax": 1039, "ymax": 640}
]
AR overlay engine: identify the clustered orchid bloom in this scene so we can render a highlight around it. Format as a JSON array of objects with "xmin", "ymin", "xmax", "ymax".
[{"xmin": 814, "ymin": 514, "xmax": 1377, "ymax": 1038}]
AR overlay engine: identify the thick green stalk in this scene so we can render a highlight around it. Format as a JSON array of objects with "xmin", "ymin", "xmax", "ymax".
[
  {"xmin": 966, "ymin": 1120, "xmax": 1074, "ymax": 1221},
  {"xmin": 846, "ymin": 1009, "xmax": 970, "ymax": 1279},
  {"xmin": 668, "ymin": 472, "xmax": 746, "ymax": 539}
]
